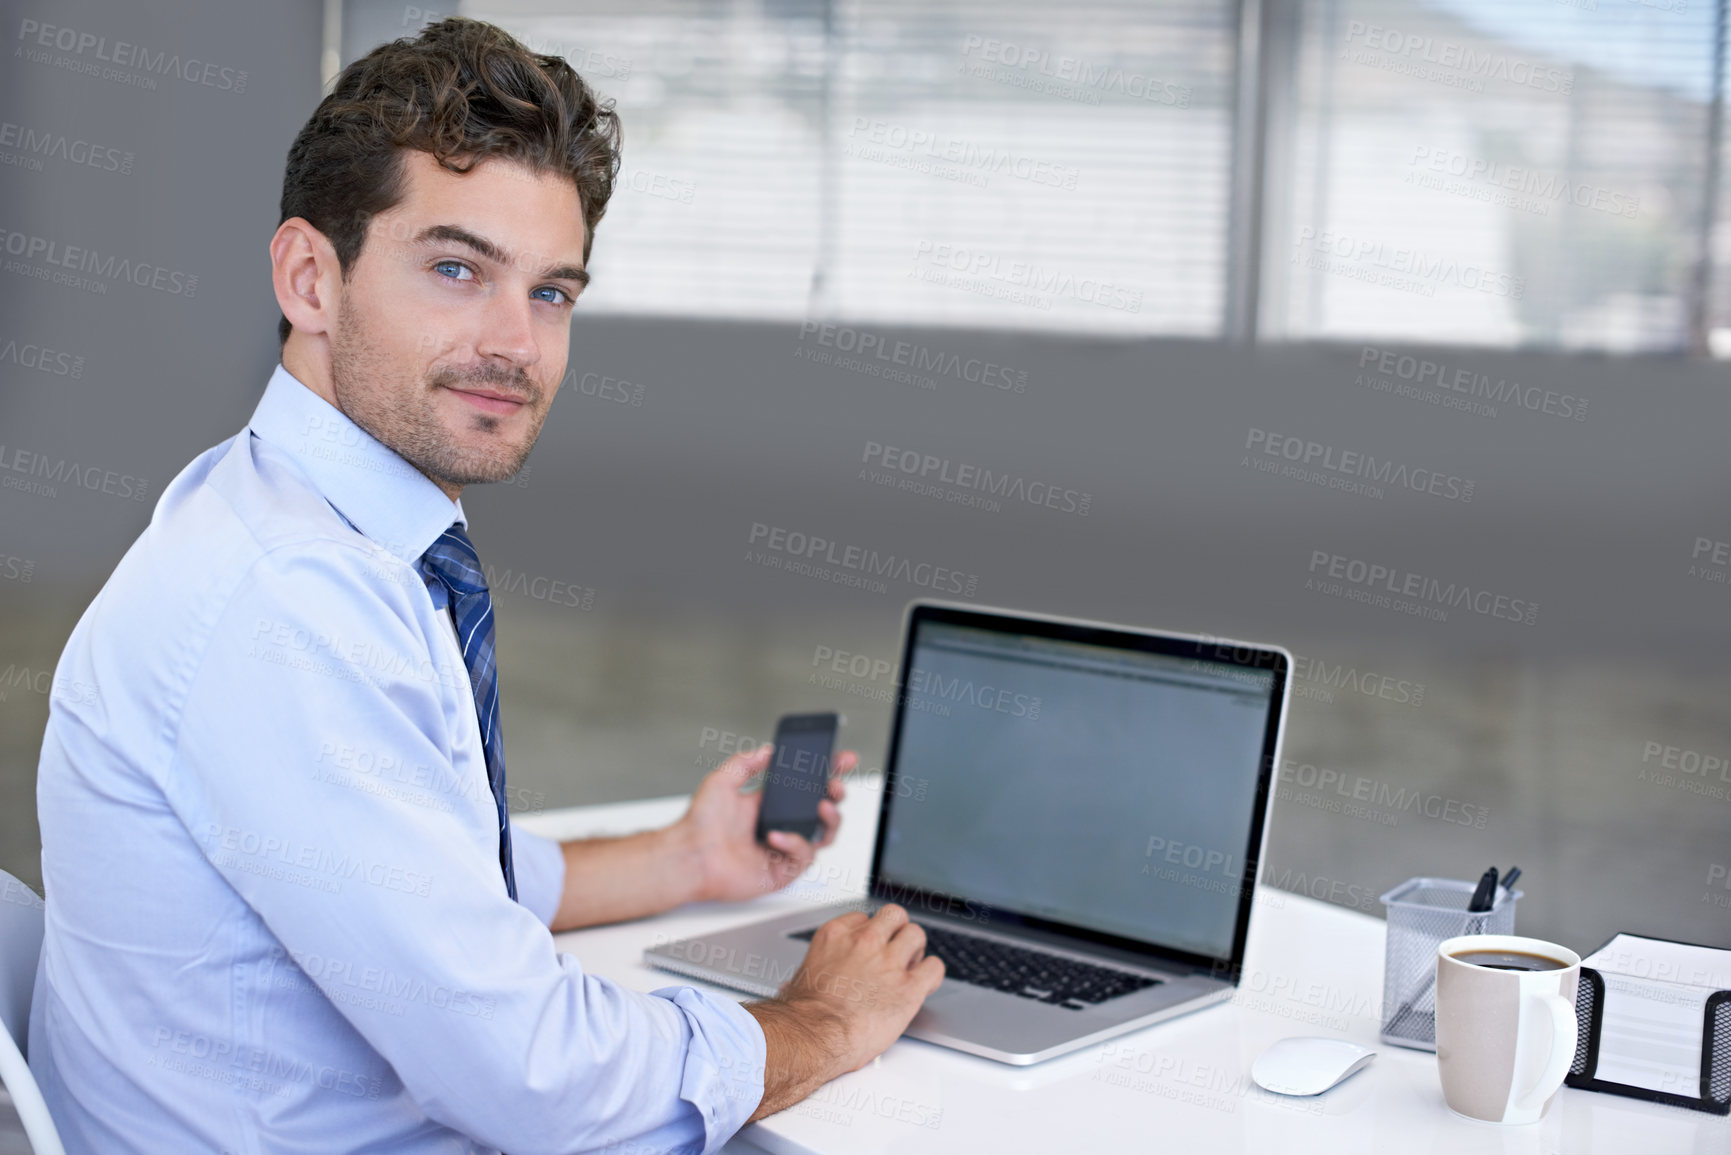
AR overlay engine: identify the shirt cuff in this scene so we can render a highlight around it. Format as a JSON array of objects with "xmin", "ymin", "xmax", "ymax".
[
  {"xmin": 652, "ymin": 985, "xmax": 767, "ymax": 1153},
  {"xmin": 508, "ymin": 823, "xmax": 565, "ymax": 927}
]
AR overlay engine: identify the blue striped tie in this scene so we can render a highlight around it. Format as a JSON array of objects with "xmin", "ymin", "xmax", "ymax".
[{"xmin": 418, "ymin": 525, "xmax": 517, "ymax": 901}]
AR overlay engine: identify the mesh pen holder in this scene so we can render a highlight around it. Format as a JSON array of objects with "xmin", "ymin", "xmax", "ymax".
[{"xmin": 1380, "ymin": 876, "xmax": 1522, "ymax": 1051}]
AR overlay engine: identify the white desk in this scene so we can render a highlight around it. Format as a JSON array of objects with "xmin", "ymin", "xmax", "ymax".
[{"xmin": 518, "ymin": 779, "xmax": 1729, "ymax": 1155}]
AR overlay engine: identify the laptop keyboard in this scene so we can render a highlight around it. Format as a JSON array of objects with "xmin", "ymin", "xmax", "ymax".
[{"xmin": 789, "ymin": 923, "xmax": 1161, "ymax": 1010}]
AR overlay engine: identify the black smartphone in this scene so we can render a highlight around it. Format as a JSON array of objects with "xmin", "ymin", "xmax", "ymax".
[{"xmin": 754, "ymin": 712, "xmax": 840, "ymax": 845}]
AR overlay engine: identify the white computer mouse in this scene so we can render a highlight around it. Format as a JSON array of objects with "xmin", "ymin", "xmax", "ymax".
[{"xmin": 1250, "ymin": 1036, "xmax": 1376, "ymax": 1096}]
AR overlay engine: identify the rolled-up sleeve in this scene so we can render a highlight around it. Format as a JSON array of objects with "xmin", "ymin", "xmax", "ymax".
[
  {"xmin": 159, "ymin": 543, "xmax": 765, "ymax": 1154},
  {"xmin": 661, "ymin": 987, "xmax": 767, "ymax": 1150},
  {"xmin": 509, "ymin": 824, "xmax": 566, "ymax": 929}
]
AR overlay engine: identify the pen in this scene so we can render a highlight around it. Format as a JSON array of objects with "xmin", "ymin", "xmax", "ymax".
[
  {"xmin": 1467, "ymin": 866, "xmax": 1499, "ymax": 917},
  {"xmin": 1389, "ymin": 864, "xmax": 1503, "ymax": 1039}
]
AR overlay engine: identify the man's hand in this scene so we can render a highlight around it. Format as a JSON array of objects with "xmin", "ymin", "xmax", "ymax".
[
  {"xmin": 676, "ymin": 743, "xmax": 853, "ymax": 904},
  {"xmin": 545, "ymin": 743, "xmax": 852, "ymax": 931},
  {"xmin": 744, "ymin": 904, "xmax": 946, "ymax": 1122}
]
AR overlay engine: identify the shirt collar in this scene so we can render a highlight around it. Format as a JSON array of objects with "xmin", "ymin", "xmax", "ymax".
[{"xmin": 247, "ymin": 363, "xmax": 467, "ymax": 564}]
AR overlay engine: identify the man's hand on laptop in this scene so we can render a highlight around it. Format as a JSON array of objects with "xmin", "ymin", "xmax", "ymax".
[
  {"xmin": 675, "ymin": 743, "xmax": 853, "ymax": 903},
  {"xmin": 745, "ymin": 904, "xmax": 946, "ymax": 1121}
]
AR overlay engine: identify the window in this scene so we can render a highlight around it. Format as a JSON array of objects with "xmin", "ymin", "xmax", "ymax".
[
  {"xmin": 464, "ymin": 0, "xmax": 830, "ymax": 319},
  {"xmin": 1264, "ymin": 0, "xmax": 1717, "ymax": 352},
  {"xmin": 822, "ymin": 0, "xmax": 1238, "ymax": 336},
  {"xmin": 452, "ymin": 0, "xmax": 1244, "ymax": 335},
  {"xmin": 369, "ymin": 0, "xmax": 1731, "ymax": 353}
]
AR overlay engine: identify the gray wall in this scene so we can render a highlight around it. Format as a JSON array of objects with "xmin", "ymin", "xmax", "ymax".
[
  {"xmin": 469, "ymin": 317, "xmax": 1731, "ymax": 955},
  {"xmin": 2, "ymin": 0, "xmax": 1728, "ymax": 967},
  {"xmin": 0, "ymin": 0, "xmax": 324, "ymax": 889}
]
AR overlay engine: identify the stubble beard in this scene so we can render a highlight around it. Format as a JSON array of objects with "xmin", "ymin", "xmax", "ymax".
[{"xmin": 329, "ymin": 300, "xmax": 548, "ymax": 489}]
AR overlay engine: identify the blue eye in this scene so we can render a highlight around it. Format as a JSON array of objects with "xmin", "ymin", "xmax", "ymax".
[
  {"xmin": 532, "ymin": 285, "xmax": 574, "ymax": 306},
  {"xmin": 433, "ymin": 260, "xmax": 474, "ymax": 282}
]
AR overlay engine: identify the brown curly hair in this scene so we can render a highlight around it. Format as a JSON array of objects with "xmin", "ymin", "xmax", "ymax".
[{"xmin": 277, "ymin": 17, "xmax": 622, "ymax": 344}]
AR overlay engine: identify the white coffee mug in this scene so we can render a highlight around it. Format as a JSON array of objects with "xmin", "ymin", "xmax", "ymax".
[{"xmin": 1434, "ymin": 934, "xmax": 1580, "ymax": 1125}]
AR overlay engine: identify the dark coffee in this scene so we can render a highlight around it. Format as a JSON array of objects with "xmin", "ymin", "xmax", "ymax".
[{"xmin": 1451, "ymin": 949, "xmax": 1567, "ymax": 972}]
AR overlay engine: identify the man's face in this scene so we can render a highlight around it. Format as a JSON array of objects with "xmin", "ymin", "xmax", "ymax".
[{"xmin": 328, "ymin": 150, "xmax": 588, "ymax": 492}]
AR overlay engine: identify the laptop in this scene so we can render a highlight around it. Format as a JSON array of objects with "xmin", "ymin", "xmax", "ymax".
[{"xmin": 645, "ymin": 600, "xmax": 1292, "ymax": 1065}]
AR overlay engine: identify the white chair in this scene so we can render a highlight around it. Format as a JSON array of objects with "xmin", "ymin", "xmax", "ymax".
[{"xmin": 0, "ymin": 871, "xmax": 64, "ymax": 1155}]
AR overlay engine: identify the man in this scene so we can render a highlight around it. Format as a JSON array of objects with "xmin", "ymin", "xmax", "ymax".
[{"xmin": 30, "ymin": 17, "xmax": 942, "ymax": 1154}]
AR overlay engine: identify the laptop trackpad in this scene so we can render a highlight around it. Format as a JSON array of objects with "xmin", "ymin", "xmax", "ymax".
[{"xmin": 906, "ymin": 980, "xmax": 1079, "ymax": 1052}]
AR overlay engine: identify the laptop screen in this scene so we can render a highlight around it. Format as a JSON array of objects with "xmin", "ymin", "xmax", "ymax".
[{"xmin": 873, "ymin": 615, "xmax": 1280, "ymax": 964}]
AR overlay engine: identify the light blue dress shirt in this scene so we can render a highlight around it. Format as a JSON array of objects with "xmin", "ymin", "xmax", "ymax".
[{"xmin": 30, "ymin": 365, "xmax": 766, "ymax": 1154}]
